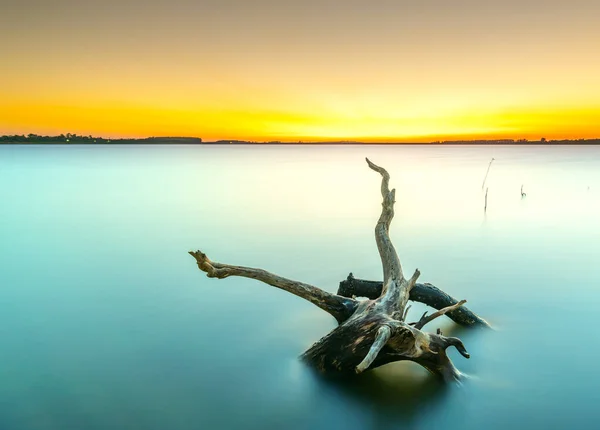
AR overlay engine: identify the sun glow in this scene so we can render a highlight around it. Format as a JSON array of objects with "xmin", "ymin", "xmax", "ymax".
[
  {"xmin": 2, "ymin": 1, "xmax": 600, "ymax": 141},
  {"xmin": 2, "ymin": 98, "xmax": 599, "ymax": 142}
]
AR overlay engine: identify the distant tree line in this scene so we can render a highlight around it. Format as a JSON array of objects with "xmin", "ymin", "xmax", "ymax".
[
  {"xmin": 1, "ymin": 134, "xmax": 599, "ymax": 145},
  {"xmin": 0, "ymin": 133, "xmax": 106, "ymax": 143},
  {"xmin": 438, "ymin": 138, "xmax": 600, "ymax": 145},
  {"xmin": 0, "ymin": 134, "xmax": 202, "ymax": 144}
]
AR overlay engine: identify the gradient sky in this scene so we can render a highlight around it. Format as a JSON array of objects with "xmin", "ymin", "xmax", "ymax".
[{"xmin": 2, "ymin": 0, "xmax": 600, "ymax": 141}]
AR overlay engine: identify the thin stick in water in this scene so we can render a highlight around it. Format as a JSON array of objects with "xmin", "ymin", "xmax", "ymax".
[
  {"xmin": 481, "ymin": 157, "xmax": 495, "ymax": 190},
  {"xmin": 484, "ymin": 187, "xmax": 488, "ymax": 212}
]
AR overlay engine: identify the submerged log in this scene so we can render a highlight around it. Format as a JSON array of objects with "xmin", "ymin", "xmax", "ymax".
[
  {"xmin": 190, "ymin": 158, "xmax": 487, "ymax": 381},
  {"xmin": 338, "ymin": 274, "xmax": 490, "ymax": 328}
]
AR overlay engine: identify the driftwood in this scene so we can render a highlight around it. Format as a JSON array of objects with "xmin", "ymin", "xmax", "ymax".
[
  {"xmin": 190, "ymin": 158, "xmax": 487, "ymax": 381},
  {"xmin": 337, "ymin": 274, "xmax": 489, "ymax": 328}
]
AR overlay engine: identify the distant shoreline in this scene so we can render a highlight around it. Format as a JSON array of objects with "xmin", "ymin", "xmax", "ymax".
[
  {"xmin": 1, "ymin": 135, "xmax": 600, "ymax": 145},
  {"xmin": 3, "ymin": 141, "xmax": 600, "ymax": 145}
]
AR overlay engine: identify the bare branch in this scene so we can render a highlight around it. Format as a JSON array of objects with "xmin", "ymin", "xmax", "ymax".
[
  {"xmin": 365, "ymin": 157, "xmax": 390, "ymax": 198},
  {"xmin": 366, "ymin": 158, "xmax": 407, "ymax": 313},
  {"xmin": 356, "ymin": 325, "xmax": 392, "ymax": 373},
  {"xmin": 189, "ymin": 250, "xmax": 357, "ymax": 323},
  {"xmin": 443, "ymin": 336, "xmax": 470, "ymax": 359},
  {"xmin": 402, "ymin": 304, "xmax": 412, "ymax": 321},
  {"xmin": 366, "ymin": 158, "xmax": 403, "ymax": 285},
  {"xmin": 398, "ymin": 268, "xmax": 422, "ymax": 311},
  {"xmin": 413, "ymin": 300, "xmax": 467, "ymax": 330},
  {"xmin": 407, "ymin": 269, "xmax": 421, "ymax": 290}
]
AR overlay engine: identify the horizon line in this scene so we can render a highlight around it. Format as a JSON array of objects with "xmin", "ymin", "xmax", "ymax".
[{"xmin": 2, "ymin": 134, "xmax": 600, "ymax": 145}]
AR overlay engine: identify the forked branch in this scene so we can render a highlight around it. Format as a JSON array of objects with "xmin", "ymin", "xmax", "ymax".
[
  {"xmin": 411, "ymin": 300, "xmax": 467, "ymax": 329},
  {"xmin": 189, "ymin": 250, "xmax": 357, "ymax": 323}
]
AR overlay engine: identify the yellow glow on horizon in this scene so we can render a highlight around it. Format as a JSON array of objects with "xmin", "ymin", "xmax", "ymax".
[
  {"xmin": 2, "ymin": 98, "xmax": 599, "ymax": 142},
  {"xmin": 3, "ymin": 35, "xmax": 600, "ymax": 142},
  {"xmin": 3, "ymin": 0, "xmax": 600, "ymax": 141}
]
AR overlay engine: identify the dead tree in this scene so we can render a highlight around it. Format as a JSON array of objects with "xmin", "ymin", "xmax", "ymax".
[{"xmin": 190, "ymin": 158, "xmax": 487, "ymax": 381}]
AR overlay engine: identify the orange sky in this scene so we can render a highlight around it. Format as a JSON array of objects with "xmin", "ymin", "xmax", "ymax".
[{"xmin": 2, "ymin": 0, "xmax": 600, "ymax": 142}]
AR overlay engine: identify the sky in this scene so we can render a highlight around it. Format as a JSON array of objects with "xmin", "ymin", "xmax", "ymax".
[{"xmin": 1, "ymin": 0, "xmax": 600, "ymax": 142}]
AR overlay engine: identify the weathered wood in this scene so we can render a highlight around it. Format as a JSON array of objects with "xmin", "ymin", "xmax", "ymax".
[
  {"xmin": 356, "ymin": 325, "xmax": 391, "ymax": 373},
  {"xmin": 337, "ymin": 273, "xmax": 490, "ymax": 328},
  {"xmin": 189, "ymin": 250, "xmax": 358, "ymax": 323},
  {"xmin": 412, "ymin": 300, "xmax": 467, "ymax": 330},
  {"xmin": 304, "ymin": 159, "xmax": 473, "ymax": 378},
  {"xmin": 190, "ymin": 158, "xmax": 486, "ymax": 382}
]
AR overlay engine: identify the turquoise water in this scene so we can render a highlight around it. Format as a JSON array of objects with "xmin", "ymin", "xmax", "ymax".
[{"xmin": 1, "ymin": 144, "xmax": 600, "ymax": 429}]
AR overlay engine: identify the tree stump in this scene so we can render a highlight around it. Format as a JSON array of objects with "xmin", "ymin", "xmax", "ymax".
[{"xmin": 190, "ymin": 158, "xmax": 487, "ymax": 381}]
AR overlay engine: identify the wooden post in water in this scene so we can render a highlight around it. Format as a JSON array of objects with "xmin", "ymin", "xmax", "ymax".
[{"xmin": 484, "ymin": 187, "xmax": 489, "ymax": 212}]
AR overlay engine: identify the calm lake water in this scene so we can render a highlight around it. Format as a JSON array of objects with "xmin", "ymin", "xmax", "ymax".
[{"xmin": 1, "ymin": 144, "xmax": 600, "ymax": 429}]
